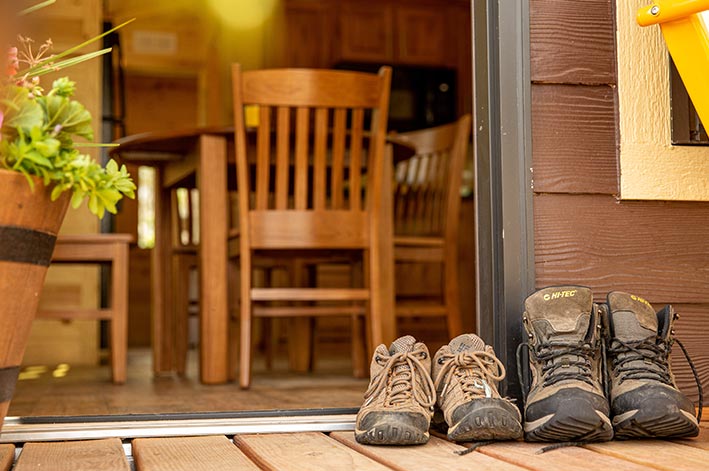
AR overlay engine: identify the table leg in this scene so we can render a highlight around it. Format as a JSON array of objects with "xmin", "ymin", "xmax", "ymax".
[
  {"xmin": 152, "ymin": 166, "xmax": 175, "ymax": 374},
  {"xmin": 197, "ymin": 135, "xmax": 229, "ymax": 384}
]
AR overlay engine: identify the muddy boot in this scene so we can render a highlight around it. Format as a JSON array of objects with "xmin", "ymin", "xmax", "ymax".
[
  {"xmin": 520, "ymin": 286, "xmax": 613, "ymax": 442},
  {"xmin": 604, "ymin": 291, "xmax": 700, "ymax": 439},
  {"xmin": 432, "ymin": 333, "xmax": 522, "ymax": 442},
  {"xmin": 355, "ymin": 335, "xmax": 436, "ymax": 445}
]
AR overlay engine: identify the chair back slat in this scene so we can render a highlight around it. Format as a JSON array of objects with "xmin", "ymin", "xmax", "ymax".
[
  {"xmin": 294, "ymin": 107, "xmax": 310, "ymax": 210},
  {"xmin": 255, "ymin": 106, "xmax": 271, "ymax": 210},
  {"xmin": 313, "ymin": 108, "xmax": 328, "ymax": 210},
  {"xmin": 349, "ymin": 109, "xmax": 364, "ymax": 211},
  {"xmin": 331, "ymin": 109, "xmax": 347, "ymax": 209},
  {"xmin": 275, "ymin": 106, "xmax": 290, "ymax": 209}
]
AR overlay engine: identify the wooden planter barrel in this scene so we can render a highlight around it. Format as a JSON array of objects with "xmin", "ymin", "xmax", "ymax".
[{"xmin": 0, "ymin": 169, "xmax": 70, "ymax": 432}]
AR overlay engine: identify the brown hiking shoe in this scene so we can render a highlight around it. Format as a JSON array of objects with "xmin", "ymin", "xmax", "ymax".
[
  {"xmin": 603, "ymin": 291, "xmax": 700, "ymax": 439},
  {"xmin": 432, "ymin": 334, "xmax": 522, "ymax": 442},
  {"xmin": 520, "ymin": 286, "xmax": 613, "ymax": 442},
  {"xmin": 355, "ymin": 335, "xmax": 436, "ymax": 445}
]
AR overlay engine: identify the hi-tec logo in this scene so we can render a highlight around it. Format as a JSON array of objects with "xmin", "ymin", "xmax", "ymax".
[
  {"xmin": 630, "ymin": 294, "xmax": 652, "ymax": 308},
  {"xmin": 543, "ymin": 289, "xmax": 577, "ymax": 301}
]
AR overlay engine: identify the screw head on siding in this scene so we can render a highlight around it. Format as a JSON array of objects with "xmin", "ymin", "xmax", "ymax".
[{"xmin": 650, "ymin": 5, "xmax": 660, "ymax": 15}]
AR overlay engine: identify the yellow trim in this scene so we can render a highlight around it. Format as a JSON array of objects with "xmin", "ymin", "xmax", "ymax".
[{"xmin": 637, "ymin": 0, "xmax": 709, "ymax": 26}]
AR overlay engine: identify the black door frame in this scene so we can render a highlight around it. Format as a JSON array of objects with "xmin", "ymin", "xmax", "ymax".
[{"xmin": 472, "ymin": 0, "xmax": 534, "ymax": 400}]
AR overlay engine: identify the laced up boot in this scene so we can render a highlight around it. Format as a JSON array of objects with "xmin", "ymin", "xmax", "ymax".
[
  {"xmin": 520, "ymin": 286, "xmax": 613, "ymax": 442},
  {"xmin": 355, "ymin": 335, "xmax": 436, "ymax": 445},
  {"xmin": 603, "ymin": 291, "xmax": 700, "ymax": 439},
  {"xmin": 432, "ymin": 333, "xmax": 522, "ymax": 442}
]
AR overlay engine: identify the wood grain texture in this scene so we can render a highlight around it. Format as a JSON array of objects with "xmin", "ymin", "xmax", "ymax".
[
  {"xmin": 15, "ymin": 438, "xmax": 129, "ymax": 471},
  {"xmin": 531, "ymin": 84, "xmax": 618, "ymax": 195},
  {"xmin": 478, "ymin": 441, "xmax": 651, "ymax": 471},
  {"xmin": 673, "ymin": 426, "xmax": 709, "ymax": 450},
  {"xmin": 0, "ymin": 445, "xmax": 13, "ymax": 471},
  {"xmin": 529, "ymin": 0, "xmax": 615, "ymax": 84},
  {"xmin": 332, "ymin": 432, "xmax": 526, "ymax": 471},
  {"xmin": 534, "ymin": 194, "xmax": 709, "ymax": 303},
  {"xmin": 585, "ymin": 440, "xmax": 709, "ymax": 471},
  {"xmin": 132, "ymin": 435, "xmax": 259, "ymax": 471},
  {"xmin": 234, "ymin": 432, "xmax": 391, "ymax": 470}
]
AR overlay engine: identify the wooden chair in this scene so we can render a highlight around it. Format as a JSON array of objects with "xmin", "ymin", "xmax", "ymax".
[
  {"xmin": 388, "ymin": 114, "xmax": 471, "ymax": 340},
  {"xmin": 37, "ymin": 233, "xmax": 132, "ymax": 384},
  {"xmin": 230, "ymin": 64, "xmax": 392, "ymax": 388}
]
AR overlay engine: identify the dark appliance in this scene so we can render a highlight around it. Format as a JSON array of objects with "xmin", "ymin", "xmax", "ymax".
[{"xmin": 335, "ymin": 62, "xmax": 457, "ymax": 132}]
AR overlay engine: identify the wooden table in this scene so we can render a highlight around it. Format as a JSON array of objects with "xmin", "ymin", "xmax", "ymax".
[{"xmin": 112, "ymin": 126, "xmax": 412, "ymax": 384}]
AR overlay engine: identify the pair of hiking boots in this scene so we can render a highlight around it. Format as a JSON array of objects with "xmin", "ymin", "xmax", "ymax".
[
  {"xmin": 520, "ymin": 286, "xmax": 701, "ymax": 442},
  {"xmin": 354, "ymin": 333, "xmax": 523, "ymax": 445}
]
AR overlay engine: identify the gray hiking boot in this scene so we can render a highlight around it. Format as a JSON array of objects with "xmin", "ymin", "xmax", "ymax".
[
  {"xmin": 355, "ymin": 335, "xmax": 436, "ymax": 445},
  {"xmin": 603, "ymin": 291, "xmax": 700, "ymax": 439},
  {"xmin": 520, "ymin": 286, "xmax": 613, "ymax": 442},
  {"xmin": 432, "ymin": 334, "xmax": 522, "ymax": 442}
]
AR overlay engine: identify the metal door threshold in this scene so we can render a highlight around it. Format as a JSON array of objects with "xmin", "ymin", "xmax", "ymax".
[{"xmin": 0, "ymin": 408, "xmax": 358, "ymax": 443}]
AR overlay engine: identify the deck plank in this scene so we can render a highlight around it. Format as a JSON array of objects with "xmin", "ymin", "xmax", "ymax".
[
  {"xmin": 672, "ymin": 427, "xmax": 709, "ymax": 451},
  {"xmin": 585, "ymin": 440, "xmax": 709, "ymax": 471},
  {"xmin": 0, "ymin": 445, "xmax": 14, "ymax": 471},
  {"xmin": 234, "ymin": 432, "xmax": 393, "ymax": 470},
  {"xmin": 331, "ymin": 432, "xmax": 526, "ymax": 471},
  {"xmin": 478, "ymin": 441, "xmax": 651, "ymax": 471},
  {"xmin": 132, "ymin": 435, "xmax": 260, "ymax": 471},
  {"xmin": 14, "ymin": 438, "xmax": 129, "ymax": 471}
]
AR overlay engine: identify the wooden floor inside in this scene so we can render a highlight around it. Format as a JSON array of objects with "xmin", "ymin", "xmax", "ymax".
[{"xmin": 5, "ymin": 349, "xmax": 709, "ymax": 470}]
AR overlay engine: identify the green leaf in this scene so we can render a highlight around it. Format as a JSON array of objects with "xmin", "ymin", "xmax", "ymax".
[
  {"xmin": 3, "ymin": 88, "xmax": 43, "ymax": 132},
  {"xmin": 43, "ymin": 95, "xmax": 94, "ymax": 140},
  {"xmin": 70, "ymin": 189, "xmax": 84, "ymax": 209},
  {"xmin": 18, "ymin": 0, "xmax": 57, "ymax": 16}
]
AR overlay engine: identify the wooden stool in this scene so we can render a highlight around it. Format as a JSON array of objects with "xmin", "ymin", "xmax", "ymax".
[{"xmin": 36, "ymin": 234, "xmax": 132, "ymax": 384}]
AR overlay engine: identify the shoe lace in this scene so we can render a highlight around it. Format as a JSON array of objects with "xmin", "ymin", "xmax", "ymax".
[
  {"xmin": 531, "ymin": 341, "xmax": 597, "ymax": 388},
  {"xmin": 363, "ymin": 349, "xmax": 436, "ymax": 409},
  {"xmin": 606, "ymin": 337, "xmax": 672, "ymax": 384},
  {"xmin": 434, "ymin": 350, "xmax": 505, "ymax": 400}
]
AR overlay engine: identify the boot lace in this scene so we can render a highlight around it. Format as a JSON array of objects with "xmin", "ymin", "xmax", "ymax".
[
  {"xmin": 434, "ymin": 350, "xmax": 505, "ymax": 400},
  {"xmin": 363, "ymin": 349, "xmax": 436, "ymax": 409},
  {"xmin": 607, "ymin": 337, "xmax": 672, "ymax": 384},
  {"xmin": 529, "ymin": 341, "xmax": 597, "ymax": 388}
]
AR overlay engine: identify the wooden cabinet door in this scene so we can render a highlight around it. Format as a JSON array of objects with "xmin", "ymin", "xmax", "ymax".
[
  {"xmin": 395, "ymin": 6, "xmax": 448, "ymax": 65},
  {"xmin": 283, "ymin": 1, "xmax": 335, "ymax": 67},
  {"xmin": 338, "ymin": 1, "xmax": 393, "ymax": 63}
]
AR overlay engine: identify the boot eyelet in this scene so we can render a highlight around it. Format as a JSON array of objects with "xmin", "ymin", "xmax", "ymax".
[
  {"xmin": 438, "ymin": 358, "xmax": 445, "ymax": 365},
  {"xmin": 420, "ymin": 352, "xmax": 427, "ymax": 359}
]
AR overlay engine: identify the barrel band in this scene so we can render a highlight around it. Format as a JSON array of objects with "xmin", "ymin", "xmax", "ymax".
[
  {"xmin": 0, "ymin": 366, "xmax": 20, "ymax": 403},
  {"xmin": 0, "ymin": 225, "xmax": 57, "ymax": 266}
]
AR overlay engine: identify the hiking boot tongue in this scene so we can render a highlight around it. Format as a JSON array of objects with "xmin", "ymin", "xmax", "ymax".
[
  {"xmin": 448, "ymin": 333, "xmax": 485, "ymax": 353},
  {"xmin": 607, "ymin": 291, "xmax": 657, "ymax": 342},
  {"xmin": 525, "ymin": 286, "xmax": 592, "ymax": 343},
  {"xmin": 389, "ymin": 335, "xmax": 416, "ymax": 354}
]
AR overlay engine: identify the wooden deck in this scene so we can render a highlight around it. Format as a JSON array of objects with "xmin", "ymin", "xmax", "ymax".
[{"xmin": 2, "ymin": 421, "xmax": 708, "ymax": 470}]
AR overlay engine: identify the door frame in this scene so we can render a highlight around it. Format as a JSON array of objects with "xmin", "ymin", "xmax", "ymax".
[{"xmin": 472, "ymin": 0, "xmax": 534, "ymax": 400}]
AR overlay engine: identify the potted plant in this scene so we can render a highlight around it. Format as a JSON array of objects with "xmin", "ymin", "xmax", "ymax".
[{"xmin": 0, "ymin": 1, "xmax": 135, "ymax": 432}]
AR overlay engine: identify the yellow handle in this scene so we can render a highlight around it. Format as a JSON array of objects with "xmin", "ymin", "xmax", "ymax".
[{"xmin": 638, "ymin": 0, "xmax": 709, "ymax": 26}]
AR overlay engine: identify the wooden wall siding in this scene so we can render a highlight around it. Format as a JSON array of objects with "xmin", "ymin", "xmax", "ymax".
[
  {"xmin": 529, "ymin": 0, "xmax": 616, "ymax": 84},
  {"xmin": 534, "ymin": 194, "xmax": 709, "ymax": 302},
  {"xmin": 531, "ymin": 84, "xmax": 618, "ymax": 194},
  {"xmin": 670, "ymin": 304, "xmax": 709, "ymax": 403}
]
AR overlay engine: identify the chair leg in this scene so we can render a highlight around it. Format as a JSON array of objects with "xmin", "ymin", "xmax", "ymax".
[
  {"xmin": 227, "ymin": 258, "xmax": 239, "ymax": 382},
  {"xmin": 239, "ymin": 255, "xmax": 253, "ymax": 389},
  {"xmin": 110, "ymin": 243, "xmax": 129, "ymax": 384},
  {"xmin": 173, "ymin": 254, "xmax": 195, "ymax": 376},
  {"xmin": 288, "ymin": 260, "xmax": 312, "ymax": 373},
  {"xmin": 350, "ymin": 259, "xmax": 367, "ymax": 377}
]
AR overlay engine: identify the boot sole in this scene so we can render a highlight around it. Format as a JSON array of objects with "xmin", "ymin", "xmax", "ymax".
[
  {"xmin": 525, "ymin": 398, "xmax": 613, "ymax": 443},
  {"xmin": 613, "ymin": 408, "xmax": 699, "ymax": 439},
  {"xmin": 446, "ymin": 401, "xmax": 523, "ymax": 442},
  {"xmin": 354, "ymin": 423, "xmax": 429, "ymax": 445},
  {"xmin": 355, "ymin": 412, "xmax": 430, "ymax": 445}
]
